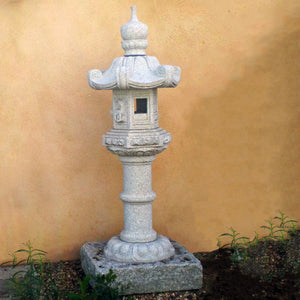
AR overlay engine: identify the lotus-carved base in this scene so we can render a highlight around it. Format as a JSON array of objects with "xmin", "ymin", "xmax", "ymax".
[
  {"xmin": 81, "ymin": 239, "xmax": 202, "ymax": 295},
  {"xmin": 104, "ymin": 235, "xmax": 175, "ymax": 263}
]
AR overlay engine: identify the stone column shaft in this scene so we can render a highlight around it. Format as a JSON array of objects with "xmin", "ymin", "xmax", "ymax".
[
  {"xmin": 103, "ymin": 155, "xmax": 175, "ymax": 263},
  {"xmin": 119, "ymin": 155, "xmax": 157, "ymax": 243}
]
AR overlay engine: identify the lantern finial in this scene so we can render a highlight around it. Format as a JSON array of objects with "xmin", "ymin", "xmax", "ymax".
[{"xmin": 121, "ymin": 6, "xmax": 148, "ymax": 56}]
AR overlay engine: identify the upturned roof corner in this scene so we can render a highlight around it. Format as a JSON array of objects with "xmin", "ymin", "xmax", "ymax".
[{"xmin": 88, "ymin": 6, "xmax": 181, "ymax": 90}]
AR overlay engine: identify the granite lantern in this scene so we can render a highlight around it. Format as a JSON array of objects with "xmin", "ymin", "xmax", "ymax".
[{"xmin": 81, "ymin": 6, "xmax": 202, "ymax": 294}]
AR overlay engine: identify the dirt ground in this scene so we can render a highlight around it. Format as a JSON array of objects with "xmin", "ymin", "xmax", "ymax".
[{"xmin": 50, "ymin": 230, "xmax": 299, "ymax": 299}]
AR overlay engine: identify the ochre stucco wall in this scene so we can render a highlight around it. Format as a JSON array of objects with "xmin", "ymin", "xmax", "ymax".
[{"xmin": 0, "ymin": 0, "xmax": 299, "ymax": 262}]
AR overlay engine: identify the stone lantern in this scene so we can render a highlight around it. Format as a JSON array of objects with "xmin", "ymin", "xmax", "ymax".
[{"xmin": 81, "ymin": 6, "xmax": 202, "ymax": 294}]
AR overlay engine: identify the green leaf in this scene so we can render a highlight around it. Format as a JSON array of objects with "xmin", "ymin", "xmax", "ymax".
[
  {"xmin": 15, "ymin": 249, "xmax": 28, "ymax": 254},
  {"xmin": 219, "ymin": 233, "xmax": 233, "ymax": 237},
  {"xmin": 261, "ymin": 225, "xmax": 270, "ymax": 229},
  {"xmin": 67, "ymin": 293, "xmax": 82, "ymax": 300}
]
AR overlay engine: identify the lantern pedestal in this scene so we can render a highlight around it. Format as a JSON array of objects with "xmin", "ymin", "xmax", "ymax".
[
  {"xmin": 104, "ymin": 155, "xmax": 175, "ymax": 263},
  {"xmin": 81, "ymin": 239, "xmax": 202, "ymax": 295}
]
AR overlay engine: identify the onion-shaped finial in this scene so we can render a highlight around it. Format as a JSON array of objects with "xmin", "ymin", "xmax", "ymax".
[{"xmin": 121, "ymin": 6, "xmax": 148, "ymax": 56}]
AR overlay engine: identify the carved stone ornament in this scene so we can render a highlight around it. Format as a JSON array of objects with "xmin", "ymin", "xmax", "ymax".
[
  {"xmin": 87, "ymin": 6, "xmax": 181, "ymax": 264},
  {"xmin": 104, "ymin": 235, "xmax": 175, "ymax": 263},
  {"xmin": 103, "ymin": 128, "xmax": 171, "ymax": 156},
  {"xmin": 88, "ymin": 57, "xmax": 181, "ymax": 90},
  {"xmin": 88, "ymin": 6, "xmax": 181, "ymax": 90}
]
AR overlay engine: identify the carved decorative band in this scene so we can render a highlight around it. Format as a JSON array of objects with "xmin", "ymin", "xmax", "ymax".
[
  {"xmin": 104, "ymin": 235, "xmax": 175, "ymax": 263},
  {"xmin": 107, "ymin": 147, "xmax": 167, "ymax": 156},
  {"xmin": 122, "ymin": 39, "xmax": 148, "ymax": 56},
  {"xmin": 104, "ymin": 131, "xmax": 171, "ymax": 149},
  {"xmin": 120, "ymin": 191, "xmax": 156, "ymax": 203},
  {"xmin": 129, "ymin": 136, "xmax": 160, "ymax": 146},
  {"xmin": 104, "ymin": 137, "xmax": 125, "ymax": 146}
]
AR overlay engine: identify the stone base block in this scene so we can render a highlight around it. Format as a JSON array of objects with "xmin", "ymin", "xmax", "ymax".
[{"xmin": 80, "ymin": 239, "xmax": 202, "ymax": 295}]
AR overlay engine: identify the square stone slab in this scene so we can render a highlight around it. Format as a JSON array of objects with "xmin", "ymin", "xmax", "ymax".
[{"xmin": 80, "ymin": 239, "xmax": 202, "ymax": 295}]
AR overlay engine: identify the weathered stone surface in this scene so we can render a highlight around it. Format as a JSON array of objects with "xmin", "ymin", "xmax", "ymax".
[
  {"xmin": 104, "ymin": 235, "xmax": 175, "ymax": 263},
  {"xmin": 0, "ymin": 265, "xmax": 29, "ymax": 299},
  {"xmin": 81, "ymin": 239, "xmax": 202, "ymax": 295}
]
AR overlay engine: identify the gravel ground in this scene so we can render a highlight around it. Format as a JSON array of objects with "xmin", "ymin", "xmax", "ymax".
[
  {"xmin": 49, "ymin": 230, "xmax": 299, "ymax": 299},
  {"xmin": 1, "ymin": 230, "xmax": 299, "ymax": 299}
]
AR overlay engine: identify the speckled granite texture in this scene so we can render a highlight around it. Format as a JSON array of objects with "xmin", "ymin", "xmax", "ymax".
[{"xmin": 80, "ymin": 239, "xmax": 202, "ymax": 295}]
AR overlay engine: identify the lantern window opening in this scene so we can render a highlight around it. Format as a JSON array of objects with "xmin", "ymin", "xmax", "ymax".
[{"xmin": 134, "ymin": 98, "xmax": 148, "ymax": 114}]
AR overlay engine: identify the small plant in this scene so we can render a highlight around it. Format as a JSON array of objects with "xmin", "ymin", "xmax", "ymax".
[
  {"xmin": 218, "ymin": 227, "xmax": 249, "ymax": 262},
  {"xmin": 261, "ymin": 210, "xmax": 299, "ymax": 242},
  {"xmin": 217, "ymin": 211, "xmax": 299, "ymax": 280},
  {"xmin": 275, "ymin": 210, "xmax": 298, "ymax": 234},
  {"xmin": 289, "ymin": 219, "xmax": 298, "ymax": 235},
  {"xmin": 94, "ymin": 269, "xmax": 122, "ymax": 300},
  {"xmin": 68, "ymin": 270, "xmax": 129, "ymax": 300},
  {"xmin": 68, "ymin": 274, "xmax": 97, "ymax": 300},
  {"xmin": 248, "ymin": 231, "xmax": 260, "ymax": 247},
  {"xmin": 2, "ymin": 242, "xmax": 130, "ymax": 299},
  {"xmin": 1, "ymin": 242, "xmax": 130, "ymax": 300},
  {"xmin": 1, "ymin": 241, "xmax": 64, "ymax": 299},
  {"xmin": 261, "ymin": 218, "xmax": 285, "ymax": 241}
]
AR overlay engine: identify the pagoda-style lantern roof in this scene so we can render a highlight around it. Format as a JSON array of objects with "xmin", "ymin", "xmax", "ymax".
[{"xmin": 88, "ymin": 6, "xmax": 181, "ymax": 90}]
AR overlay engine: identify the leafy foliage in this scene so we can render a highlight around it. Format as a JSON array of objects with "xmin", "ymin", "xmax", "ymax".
[
  {"xmin": 1, "ymin": 242, "xmax": 128, "ymax": 299},
  {"xmin": 68, "ymin": 270, "xmax": 129, "ymax": 300},
  {"xmin": 1, "ymin": 241, "xmax": 64, "ymax": 299},
  {"xmin": 94, "ymin": 269, "xmax": 128, "ymax": 300},
  {"xmin": 218, "ymin": 227, "xmax": 249, "ymax": 262},
  {"xmin": 68, "ymin": 275, "xmax": 97, "ymax": 300},
  {"xmin": 217, "ymin": 211, "xmax": 300, "ymax": 280}
]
